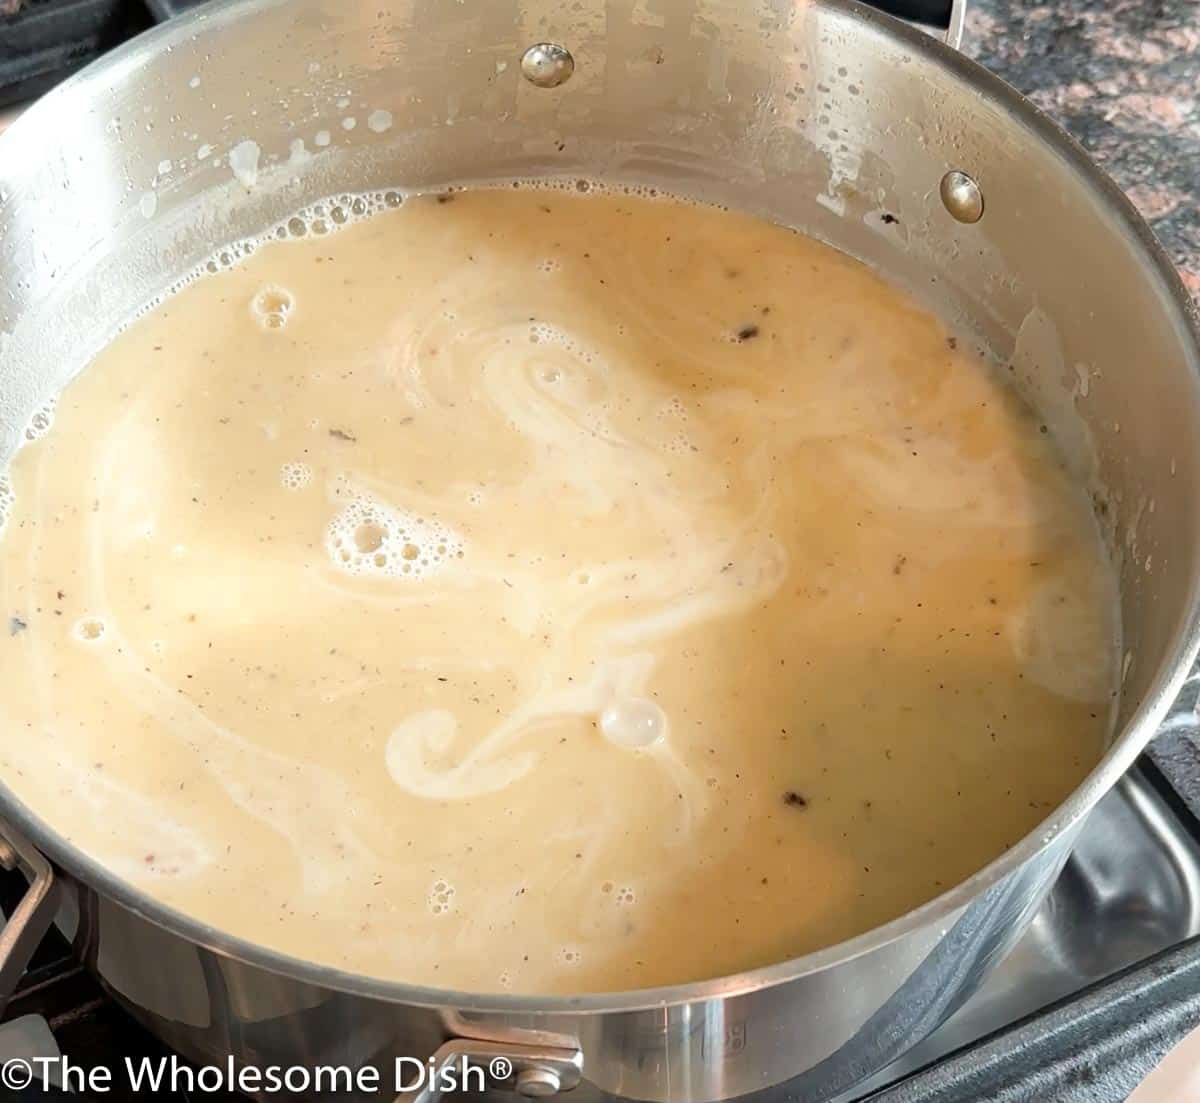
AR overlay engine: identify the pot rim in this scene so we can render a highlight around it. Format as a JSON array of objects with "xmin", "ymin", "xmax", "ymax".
[{"xmin": 2, "ymin": 0, "xmax": 1200, "ymax": 1017}]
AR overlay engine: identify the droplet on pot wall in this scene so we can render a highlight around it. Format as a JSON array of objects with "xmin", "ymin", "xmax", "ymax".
[
  {"xmin": 289, "ymin": 138, "xmax": 311, "ymax": 166},
  {"xmin": 367, "ymin": 109, "xmax": 393, "ymax": 134},
  {"xmin": 229, "ymin": 139, "xmax": 261, "ymax": 188}
]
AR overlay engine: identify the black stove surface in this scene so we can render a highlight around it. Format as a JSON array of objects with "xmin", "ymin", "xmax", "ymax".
[{"xmin": 0, "ymin": 0, "xmax": 153, "ymax": 107}]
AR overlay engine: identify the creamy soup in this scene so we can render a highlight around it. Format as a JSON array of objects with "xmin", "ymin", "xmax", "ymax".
[{"xmin": 0, "ymin": 185, "xmax": 1117, "ymax": 993}]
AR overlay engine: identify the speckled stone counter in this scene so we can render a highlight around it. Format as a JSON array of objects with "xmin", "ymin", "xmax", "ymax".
[{"xmin": 963, "ymin": 0, "xmax": 1200, "ymax": 301}]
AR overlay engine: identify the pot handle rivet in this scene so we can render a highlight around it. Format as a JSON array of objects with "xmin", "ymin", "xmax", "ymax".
[
  {"xmin": 516, "ymin": 1067, "xmax": 563, "ymax": 1097},
  {"xmin": 393, "ymin": 1039, "xmax": 582, "ymax": 1103},
  {"xmin": 521, "ymin": 43, "xmax": 575, "ymax": 88},
  {"xmin": 940, "ymin": 170, "xmax": 984, "ymax": 224}
]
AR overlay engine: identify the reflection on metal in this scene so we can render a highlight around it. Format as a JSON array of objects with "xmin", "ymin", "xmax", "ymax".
[
  {"xmin": 841, "ymin": 768, "xmax": 1200, "ymax": 1098},
  {"xmin": 940, "ymin": 170, "xmax": 984, "ymax": 223},
  {"xmin": 945, "ymin": 0, "xmax": 967, "ymax": 49},
  {"xmin": 521, "ymin": 44, "xmax": 575, "ymax": 89},
  {"xmin": 0, "ymin": 819, "xmax": 58, "ymax": 1016},
  {"xmin": 392, "ymin": 1038, "xmax": 583, "ymax": 1103}
]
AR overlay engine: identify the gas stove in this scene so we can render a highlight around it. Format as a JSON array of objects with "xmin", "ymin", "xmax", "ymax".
[
  {"xmin": 3, "ymin": 3, "xmax": 1200, "ymax": 1101},
  {"xmin": 0, "ymin": 0, "xmax": 149, "ymax": 108}
]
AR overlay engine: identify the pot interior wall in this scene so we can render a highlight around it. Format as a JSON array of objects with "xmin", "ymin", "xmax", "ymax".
[{"xmin": 1, "ymin": 0, "xmax": 1198, "ymax": 850}]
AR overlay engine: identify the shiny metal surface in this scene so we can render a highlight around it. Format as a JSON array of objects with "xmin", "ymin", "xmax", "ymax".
[
  {"xmin": 939, "ymin": 169, "xmax": 984, "ymax": 223},
  {"xmin": 944, "ymin": 0, "xmax": 966, "ymax": 50},
  {"xmin": 0, "ymin": 0, "xmax": 1199, "ymax": 1099},
  {"xmin": 394, "ymin": 1039, "xmax": 584, "ymax": 1103},
  {"xmin": 520, "ymin": 43, "xmax": 575, "ymax": 89},
  {"xmin": 0, "ymin": 820, "xmax": 57, "ymax": 1018},
  {"xmin": 517, "ymin": 1068, "xmax": 569, "ymax": 1097},
  {"xmin": 844, "ymin": 764, "xmax": 1200, "ymax": 1097}
]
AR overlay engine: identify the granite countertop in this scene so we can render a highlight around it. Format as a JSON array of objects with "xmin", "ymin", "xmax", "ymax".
[{"xmin": 964, "ymin": 0, "xmax": 1200, "ymax": 302}]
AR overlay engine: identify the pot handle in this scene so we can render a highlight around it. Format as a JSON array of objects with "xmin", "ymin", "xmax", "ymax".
[
  {"xmin": 866, "ymin": 0, "xmax": 966, "ymax": 49},
  {"xmin": 868, "ymin": 0, "xmax": 950, "ymax": 27},
  {"xmin": 393, "ymin": 1038, "xmax": 583, "ymax": 1103},
  {"xmin": 0, "ymin": 819, "xmax": 57, "ymax": 1015}
]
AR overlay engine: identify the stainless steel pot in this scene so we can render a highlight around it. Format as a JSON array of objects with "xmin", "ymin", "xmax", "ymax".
[{"xmin": 1, "ymin": 1, "xmax": 1199, "ymax": 1100}]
